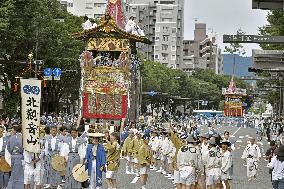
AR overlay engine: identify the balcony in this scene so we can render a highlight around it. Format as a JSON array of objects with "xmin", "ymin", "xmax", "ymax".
[{"xmin": 252, "ymin": 0, "xmax": 284, "ymax": 10}]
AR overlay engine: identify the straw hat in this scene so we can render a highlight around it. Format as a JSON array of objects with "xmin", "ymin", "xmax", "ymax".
[
  {"xmin": 0, "ymin": 157, "xmax": 11, "ymax": 172},
  {"xmin": 51, "ymin": 154, "xmax": 65, "ymax": 172},
  {"xmin": 88, "ymin": 132, "xmax": 105, "ymax": 138},
  {"xmin": 72, "ymin": 164, "xmax": 89, "ymax": 182}
]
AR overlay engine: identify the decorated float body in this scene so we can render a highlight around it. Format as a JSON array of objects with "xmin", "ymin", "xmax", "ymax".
[
  {"xmin": 73, "ymin": 13, "xmax": 150, "ymax": 131},
  {"xmin": 222, "ymin": 78, "xmax": 246, "ymax": 117}
]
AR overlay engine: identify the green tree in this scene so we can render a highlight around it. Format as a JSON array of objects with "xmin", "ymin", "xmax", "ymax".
[{"xmin": 0, "ymin": 0, "xmax": 84, "ymax": 115}]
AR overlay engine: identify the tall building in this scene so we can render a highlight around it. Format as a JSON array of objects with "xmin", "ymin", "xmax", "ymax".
[
  {"xmin": 182, "ymin": 23, "xmax": 223, "ymax": 75},
  {"xmin": 127, "ymin": 0, "xmax": 184, "ymax": 69},
  {"xmin": 59, "ymin": 0, "xmax": 108, "ymax": 19}
]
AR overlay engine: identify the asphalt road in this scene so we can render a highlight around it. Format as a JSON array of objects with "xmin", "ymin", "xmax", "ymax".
[{"xmin": 95, "ymin": 124, "xmax": 273, "ymax": 189}]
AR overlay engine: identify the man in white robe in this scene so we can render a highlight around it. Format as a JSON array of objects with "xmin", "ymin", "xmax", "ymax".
[
  {"xmin": 220, "ymin": 140, "xmax": 232, "ymax": 189},
  {"xmin": 23, "ymin": 150, "xmax": 43, "ymax": 189},
  {"xmin": 241, "ymin": 138, "xmax": 261, "ymax": 181}
]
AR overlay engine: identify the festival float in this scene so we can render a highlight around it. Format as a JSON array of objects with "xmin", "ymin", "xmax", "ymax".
[
  {"xmin": 222, "ymin": 77, "xmax": 246, "ymax": 117},
  {"xmin": 73, "ymin": 0, "xmax": 151, "ymax": 131}
]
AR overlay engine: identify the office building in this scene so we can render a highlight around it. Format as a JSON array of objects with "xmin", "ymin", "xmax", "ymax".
[
  {"xmin": 59, "ymin": 0, "xmax": 108, "ymax": 19},
  {"xmin": 182, "ymin": 23, "xmax": 223, "ymax": 75},
  {"xmin": 127, "ymin": 0, "xmax": 184, "ymax": 69}
]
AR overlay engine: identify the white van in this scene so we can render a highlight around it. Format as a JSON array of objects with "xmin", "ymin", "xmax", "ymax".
[{"xmin": 262, "ymin": 113, "xmax": 272, "ymax": 118}]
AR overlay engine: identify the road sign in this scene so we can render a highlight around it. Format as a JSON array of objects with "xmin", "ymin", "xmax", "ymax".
[
  {"xmin": 43, "ymin": 68, "xmax": 52, "ymax": 80},
  {"xmin": 201, "ymin": 100, "xmax": 208, "ymax": 106},
  {"xmin": 149, "ymin": 90, "xmax": 157, "ymax": 97},
  {"xmin": 53, "ymin": 68, "xmax": 61, "ymax": 80},
  {"xmin": 53, "ymin": 68, "xmax": 61, "ymax": 77},
  {"xmin": 44, "ymin": 68, "xmax": 52, "ymax": 76},
  {"xmin": 223, "ymin": 35, "xmax": 284, "ymax": 44}
]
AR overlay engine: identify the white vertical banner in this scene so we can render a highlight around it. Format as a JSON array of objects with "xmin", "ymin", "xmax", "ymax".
[{"xmin": 20, "ymin": 79, "xmax": 42, "ymax": 153}]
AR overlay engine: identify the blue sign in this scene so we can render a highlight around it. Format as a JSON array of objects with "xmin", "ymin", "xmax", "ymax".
[
  {"xmin": 149, "ymin": 90, "xmax": 157, "ymax": 97},
  {"xmin": 43, "ymin": 68, "xmax": 52, "ymax": 76},
  {"xmin": 53, "ymin": 68, "xmax": 61, "ymax": 77}
]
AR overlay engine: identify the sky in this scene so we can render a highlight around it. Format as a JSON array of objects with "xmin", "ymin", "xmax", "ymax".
[{"xmin": 184, "ymin": 0, "xmax": 269, "ymax": 56}]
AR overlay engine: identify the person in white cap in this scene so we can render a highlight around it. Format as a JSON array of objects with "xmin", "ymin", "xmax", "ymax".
[
  {"xmin": 160, "ymin": 131, "xmax": 175, "ymax": 178},
  {"xmin": 220, "ymin": 140, "xmax": 232, "ymax": 189},
  {"xmin": 169, "ymin": 127, "xmax": 186, "ymax": 189},
  {"xmin": 241, "ymin": 137, "xmax": 261, "ymax": 181},
  {"xmin": 137, "ymin": 135, "xmax": 153, "ymax": 189},
  {"xmin": 149, "ymin": 130, "xmax": 161, "ymax": 171},
  {"xmin": 104, "ymin": 132, "xmax": 121, "ymax": 189},
  {"xmin": 196, "ymin": 133, "xmax": 209, "ymax": 189},
  {"xmin": 122, "ymin": 129, "xmax": 135, "ymax": 174},
  {"xmin": 177, "ymin": 134, "xmax": 200, "ymax": 189},
  {"xmin": 204, "ymin": 138, "xmax": 222, "ymax": 189},
  {"xmin": 132, "ymin": 131, "xmax": 144, "ymax": 177},
  {"xmin": 84, "ymin": 132, "xmax": 106, "ymax": 189}
]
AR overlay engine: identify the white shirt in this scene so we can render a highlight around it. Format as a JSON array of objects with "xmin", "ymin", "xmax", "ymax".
[
  {"xmin": 177, "ymin": 144, "xmax": 199, "ymax": 169},
  {"xmin": 82, "ymin": 20, "xmax": 92, "ymax": 30},
  {"xmin": 0, "ymin": 137, "xmax": 3, "ymax": 152},
  {"xmin": 51, "ymin": 136, "xmax": 57, "ymax": 151},
  {"xmin": 71, "ymin": 137, "xmax": 77, "ymax": 152},
  {"xmin": 221, "ymin": 150, "xmax": 232, "ymax": 173},
  {"xmin": 92, "ymin": 23, "xmax": 97, "ymax": 29},
  {"xmin": 241, "ymin": 143, "xmax": 261, "ymax": 160},
  {"xmin": 271, "ymin": 156, "xmax": 284, "ymax": 180}
]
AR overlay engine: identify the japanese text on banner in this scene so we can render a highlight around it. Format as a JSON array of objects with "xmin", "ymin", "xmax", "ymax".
[{"xmin": 20, "ymin": 79, "xmax": 41, "ymax": 153}]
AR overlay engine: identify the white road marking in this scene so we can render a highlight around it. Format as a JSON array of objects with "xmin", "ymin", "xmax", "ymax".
[
  {"xmin": 131, "ymin": 176, "xmax": 139, "ymax": 184},
  {"xmin": 239, "ymin": 136, "xmax": 244, "ymax": 139},
  {"xmin": 236, "ymin": 140, "xmax": 242, "ymax": 143},
  {"xmin": 231, "ymin": 127, "xmax": 241, "ymax": 137}
]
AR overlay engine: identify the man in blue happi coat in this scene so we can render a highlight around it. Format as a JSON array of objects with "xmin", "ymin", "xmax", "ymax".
[{"xmin": 85, "ymin": 132, "xmax": 106, "ymax": 189}]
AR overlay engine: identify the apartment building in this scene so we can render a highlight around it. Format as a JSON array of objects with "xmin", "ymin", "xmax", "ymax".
[
  {"xmin": 127, "ymin": 0, "xmax": 184, "ymax": 69},
  {"xmin": 59, "ymin": 0, "xmax": 107, "ymax": 19},
  {"xmin": 182, "ymin": 23, "xmax": 223, "ymax": 75}
]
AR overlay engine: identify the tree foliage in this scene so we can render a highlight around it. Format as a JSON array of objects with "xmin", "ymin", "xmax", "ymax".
[
  {"xmin": 140, "ymin": 61, "xmax": 249, "ymax": 113},
  {"xmin": 257, "ymin": 10, "xmax": 284, "ymax": 107},
  {"xmin": 0, "ymin": 0, "xmax": 84, "ymax": 116}
]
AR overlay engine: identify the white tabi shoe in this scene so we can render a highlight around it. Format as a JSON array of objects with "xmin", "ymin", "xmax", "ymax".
[{"xmin": 43, "ymin": 184, "xmax": 51, "ymax": 189}]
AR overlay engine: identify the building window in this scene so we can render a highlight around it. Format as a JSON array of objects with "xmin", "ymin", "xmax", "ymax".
[
  {"xmin": 172, "ymin": 36, "xmax": 176, "ymax": 42},
  {"xmin": 162, "ymin": 18, "xmax": 172, "ymax": 22},
  {"xmin": 171, "ymin": 54, "xmax": 176, "ymax": 60},
  {"xmin": 163, "ymin": 35, "xmax": 168, "ymax": 41},
  {"xmin": 172, "ymin": 27, "xmax": 177, "ymax": 33},
  {"xmin": 156, "ymin": 27, "xmax": 160, "ymax": 32},
  {"xmin": 155, "ymin": 36, "xmax": 160, "ymax": 41},
  {"xmin": 162, "ymin": 53, "xmax": 168, "ymax": 60},
  {"xmin": 68, "ymin": 3, "xmax": 73, "ymax": 7},
  {"xmin": 154, "ymin": 54, "xmax": 159, "ymax": 59},
  {"xmin": 154, "ymin": 45, "xmax": 160, "ymax": 51},
  {"xmin": 163, "ymin": 26, "xmax": 169, "ymax": 33},
  {"xmin": 162, "ymin": 44, "xmax": 168, "ymax": 50},
  {"xmin": 86, "ymin": 3, "xmax": 93, "ymax": 9},
  {"xmin": 171, "ymin": 46, "xmax": 176, "ymax": 51}
]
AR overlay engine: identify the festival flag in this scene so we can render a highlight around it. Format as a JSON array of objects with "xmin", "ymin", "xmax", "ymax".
[
  {"xmin": 20, "ymin": 79, "xmax": 42, "ymax": 153},
  {"xmin": 107, "ymin": 0, "xmax": 126, "ymax": 29}
]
